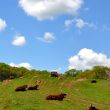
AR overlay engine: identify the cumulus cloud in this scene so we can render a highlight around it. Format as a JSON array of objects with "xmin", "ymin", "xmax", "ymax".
[
  {"xmin": 65, "ymin": 19, "xmax": 74, "ymax": 28},
  {"xmin": 68, "ymin": 48, "xmax": 110, "ymax": 70},
  {"xmin": 12, "ymin": 35, "xmax": 26, "ymax": 46},
  {"xmin": 75, "ymin": 18, "xmax": 88, "ymax": 29},
  {"xmin": 10, "ymin": 62, "xmax": 32, "ymax": 70},
  {"xmin": 0, "ymin": 18, "xmax": 7, "ymax": 32},
  {"xmin": 37, "ymin": 32, "xmax": 55, "ymax": 43},
  {"xmin": 19, "ymin": 0, "xmax": 83, "ymax": 20},
  {"xmin": 65, "ymin": 18, "xmax": 97, "ymax": 30}
]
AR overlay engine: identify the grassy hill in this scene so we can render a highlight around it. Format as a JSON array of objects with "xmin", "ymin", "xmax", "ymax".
[{"xmin": 0, "ymin": 72, "xmax": 110, "ymax": 110}]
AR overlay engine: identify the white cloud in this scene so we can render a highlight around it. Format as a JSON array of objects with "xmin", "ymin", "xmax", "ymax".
[
  {"xmin": 12, "ymin": 35, "xmax": 26, "ymax": 46},
  {"xmin": 65, "ymin": 18, "xmax": 97, "ymax": 30},
  {"xmin": 10, "ymin": 62, "xmax": 32, "ymax": 70},
  {"xmin": 19, "ymin": 0, "xmax": 83, "ymax": 20},
  {"xmin": 68, "ymin": 48, "xmax": 110, "ymax": 70},
  {"xmin": 75, "ymin": 18, "xmax": 87, "ymax": 29},
  {"xmin": 64, "ymin": 19, "xmax": 74, "ymax": 28},
  {"xmin": 0, "ymin": 18, "xmax": 7, "ymax": 32},
  {"xmin": 37, "ymin": 32, "xmax": 55, "ymax": 43}
]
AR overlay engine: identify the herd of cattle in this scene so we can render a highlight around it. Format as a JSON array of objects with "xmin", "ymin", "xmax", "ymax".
[{"xmin": 14, "ymin": 71, "xmax": 98, "ymax": 110}]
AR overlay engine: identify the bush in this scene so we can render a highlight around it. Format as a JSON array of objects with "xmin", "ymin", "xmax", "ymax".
[
  {"xmin": 64, "ymin": 66, "xmax": 110, "ymax": 80},
  {"xmin": 0, "ymin": 63, "xmax": 25, "ymax": 81}
]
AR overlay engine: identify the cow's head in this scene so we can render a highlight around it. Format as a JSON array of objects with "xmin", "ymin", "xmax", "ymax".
[{"xmin": 60, "ymin": 93, "xmax": 67, "ymax": 98}]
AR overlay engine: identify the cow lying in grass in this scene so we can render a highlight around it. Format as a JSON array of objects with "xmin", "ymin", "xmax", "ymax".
[
  {"xmin": 28, "ymin": 85, "xmax": 39, "ymax": 90},
  {"xmin": 89, "ymin": 104, "xmax": 98, "ymax": 110},
  {"xmin": 46, "ymin": 93, "xmax": 67, "ymax": 101},
  {"xmin": 15, "ymin": 85, "xmax": 28, "ymax": 92}
]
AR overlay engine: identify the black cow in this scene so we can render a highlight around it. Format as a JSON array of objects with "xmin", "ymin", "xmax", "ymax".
[{"xmin": 50, "ymin": 71, "xmax": 59, "ymax": 78}]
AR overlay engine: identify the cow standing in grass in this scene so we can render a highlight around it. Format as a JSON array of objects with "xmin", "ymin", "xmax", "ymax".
[
  {"xmin": 46, "ymin": 93, "xmax": 67, "ymax": 101},
  {"xmin": 15, "ymin": 85, "xmax": 28, "ymax": 92},
  {"xmin": 50, "ymin": 71, "xmax": 59, "ymax": 78}
]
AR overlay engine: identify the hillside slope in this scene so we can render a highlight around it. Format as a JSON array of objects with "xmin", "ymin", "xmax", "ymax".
[{"xmin": 0, "ymin": 73, "xmax": 110, "ymax": 110}]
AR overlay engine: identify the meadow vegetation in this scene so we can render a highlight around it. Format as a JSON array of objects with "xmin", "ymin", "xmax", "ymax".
[{"xmin": 0, "ymin": 63, "xmax": 110, "ymax": 110}]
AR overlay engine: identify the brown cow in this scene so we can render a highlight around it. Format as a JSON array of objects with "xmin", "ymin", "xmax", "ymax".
[
  {"xmin": 28, "ymin": 85, "xmax": 39, "ymax": 90},
  {"xmin": 89, "ymin": 105, "xmax": 98, "ymax": 110},
  {"xmin": 15, "ymin": 85, "xmax": 28, "ymax": 92},
  {"xmin": 46, "ymin": 93, "xmax": 67, "ymax": 101}
]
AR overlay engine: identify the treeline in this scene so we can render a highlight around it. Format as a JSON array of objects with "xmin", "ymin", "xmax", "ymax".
[
  {"xmin": 64, "ymin": 66, "xmax": 110, "ymax": 79},
  {"xmin": 0, "ymin": 62, "xmax": 110, "ymax": 81},
  {"xmin": 0, "ymin": 63, "xmax": 49, "ymax": 81}
]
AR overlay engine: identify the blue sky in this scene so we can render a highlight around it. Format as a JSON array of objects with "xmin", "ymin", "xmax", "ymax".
[{"xmin": 0, "ymin": 0, "xmax": 110, "ymax": 73}]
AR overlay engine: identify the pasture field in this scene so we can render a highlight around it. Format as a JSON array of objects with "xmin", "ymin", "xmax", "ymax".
[{"xmin": 0, "ymin": 73, "xmax": 110, "ymax": 110}]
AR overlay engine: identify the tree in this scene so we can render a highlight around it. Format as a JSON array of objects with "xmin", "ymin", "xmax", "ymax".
[
  {"xmin": 92, "ymin": 66, "xmax": 109, "ymax": 79},
  {"xmin": 64, "ymin": 69, "xmax": 81, "ymax": 77}
]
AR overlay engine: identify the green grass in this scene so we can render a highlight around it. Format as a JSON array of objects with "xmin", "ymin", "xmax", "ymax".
[{"xmin": 0, "ymin": 73, "xmax": 110, "ymax": 110}]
